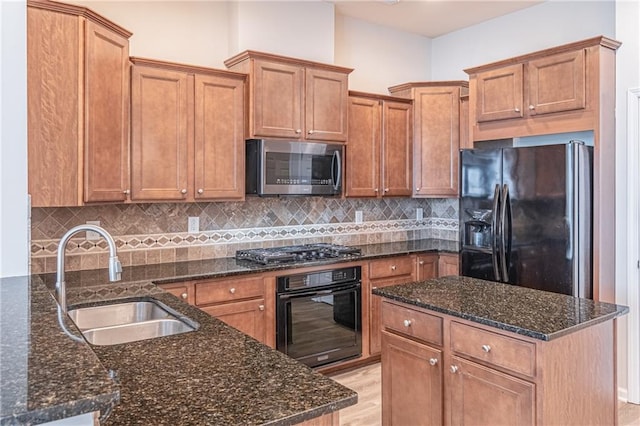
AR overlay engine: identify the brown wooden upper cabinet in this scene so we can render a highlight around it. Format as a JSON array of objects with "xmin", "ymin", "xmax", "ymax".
[
  {"xmin": 130, "ymin": 58, "xmax": 246, "ymax": 202},
  {"xmin": 346, "ymin": 92, "xmax": 413, "ymax": 198},
  {"xmin": 27, "ymin": 0, "xmax": 131, "ymax": 207},
  {"xmin": 224, "ymin": 51, "xmax": 352, "ymax": 142},
  {"xmin": 388, "ymin": 82, "xmax": 469, "ymax": 198},
  {"xmin": 473, "ymin": 50, "xmax": 586, "ymax": 124}
]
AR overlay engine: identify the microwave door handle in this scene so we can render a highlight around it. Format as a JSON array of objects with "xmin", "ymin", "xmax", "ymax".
[{"xmin": 332, "ymin": 150, "xmax": 342, "ymax": 191}]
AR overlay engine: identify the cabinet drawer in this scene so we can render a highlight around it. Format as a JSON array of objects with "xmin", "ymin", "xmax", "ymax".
[
  {"xmin": 195, "ymin": 276, "xmax": 264, "ymax": 306},
  {"xmin": 450, "ymin": 321, "xmax": 536, "ymax": 378},
  {"xmin": 369, "ymin": 256, "xmax": 414, "ymax": 279},
  {"xmin": 382, "ymin": 301, "xmax": 443, "ymax": 346}
]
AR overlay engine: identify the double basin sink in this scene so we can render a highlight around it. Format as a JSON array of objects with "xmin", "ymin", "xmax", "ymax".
[{"xmin": 68, "ymin": 298, "xmax": 199, "ymax": 346}]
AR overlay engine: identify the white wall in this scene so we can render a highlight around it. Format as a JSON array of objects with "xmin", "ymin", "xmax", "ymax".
[
  {"xmin": 430, "ymin": 1, "xmax": 615, "ymax": 79},
  {"xmin": 616, "ymin": 0, "xmax": 640, "ymax": 404},
  {"xmin": 69, "ymin": 1, "xmax": 230, "ymax": 68},
  {"xmin": 230, "ymin": 1, "xmax": 335, "ymax": 63},
  {"xmin": 334, "ymin": 14, "xmax": 431, "ymax": 93},
  {"xmin": 0, "ymin": 0, "xmax": 28, "ymax": 279}
]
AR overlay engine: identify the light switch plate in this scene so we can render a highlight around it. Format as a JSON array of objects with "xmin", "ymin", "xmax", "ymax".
[
  {"xmin": 188, "ymin": 217, "xmax": 200, "ymax": 234},
  {"xmin": 355, "ymin": 211, "xmax": 363, "ymax": 224},
  {"xmin": 86, "ymin": 221, "xmax": 101, "ymax": 240},
  {"xmin": 416, "ymin": 208, "xmax": 424, "ymax": 220}
]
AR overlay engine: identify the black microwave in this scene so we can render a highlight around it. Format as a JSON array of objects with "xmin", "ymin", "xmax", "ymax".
[{"xmin": 245, "ymin": 139, "xmax": 343, "ymax": 196}]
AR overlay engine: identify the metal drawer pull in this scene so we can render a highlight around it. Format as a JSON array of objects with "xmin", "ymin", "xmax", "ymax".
[
  {"xmin": 229, "ymin": 288, "xmax": 236, "ymax": 294},
  {"xmin": 403, "ymin": 319, "xmax": 412, "ymax": 327},
  {"xmin": 391, "ymin": 265, "xmax": 396, "ymax": 271},
  {"xmin": 181, "ymin": 293, "xmax": 188, "ymax": 299},
  {"xmin": 258, "ymin": 305, "xmax": 265, "ymax": 311},
  {"xmin": 482, "ymin": 344, "xmax": 491, "ymax": 353},
  {"xmin": 450, "ymin": 365, "xmax": 459, "ymax": 374},
  {"xmin": 429, "ymin": 358, "xmax": 438, "ymax": 366}
]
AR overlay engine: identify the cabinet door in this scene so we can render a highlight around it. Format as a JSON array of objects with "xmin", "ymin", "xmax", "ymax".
[
  {"xmin": 438, "ymin": 254, "xmax": 459, "ymax": 277},
  {"xmin": 83, "ymin": 20, "xmax": 130, "ymax": 203},
  {"xmin": 200, "ymin": 299, "xmax": 267, "ymax": 344},
  {"xmin": 194, "ymin": 74, "xmax": 245, "ymax": 200},
  {"xmin": 417, "ymin": 254, "xmax": 438, "ymax": 281},
  {"xmin": 131, "ymin": 66, "xmax": 189, "ymax": 200},
  {"xmin": 305, "ymin": 68, "xmax": 349, "ymax": 142},
  {"xmin": 370, "ymin": 275, "xmax": 415, "ymax": 355},
  {"xmin": 346, "ymin": 97, "xmax": 380, "ymax": 197},
  {"xmin": 449, "ymin": 356, "xmax": 535, "ymax": 426},
  {"xmin": 381, "ymin": 331, "xmax": 443, "ymax": 426},
  {"xmin": 527, "ymin": 49, "xmax": 586, "ymax": 116},
  {"xmin": 413, "ymin": 87, "xmax": 461, "ymax": 197},
  {"xmin": 381, "ymin": 101, "xmax": 413, "ymax": 197},
  {"xmin": 475, "ymin": 64, "xmax": 524, "ymax": 123},
  {"xmin": 27, "ymin": 7, "xmax": 81, "ymax": 207},
  {"xmin": 158, "ymin": 282, "xmax": 194, "ymax": 305},
  {"xmin": 252, "ymin": 60, "xmax": 303, "ymax": 139}
]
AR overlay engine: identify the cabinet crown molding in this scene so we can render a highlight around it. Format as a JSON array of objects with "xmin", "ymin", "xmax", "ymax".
[
  {"xmin": 388, "ymin": 81, "xmax": 469, "ymax": 94},
  {"xmin": 224, "ymin": 50, "xmax": 353, "ymax": 74},
  {"xmin": 27, "ymin": 0, "xmax": 132, "ymax": 38},
  {"xmin": 464, "ymin": 35, "xmax": 621, "ymax": 75},
  {"xmin": 348, "ymin": 90, "xmax": 412, "ymax": 104},
  {"xmin": 130, "ymin": 57, "xmax": 247, "ymax": 80}
]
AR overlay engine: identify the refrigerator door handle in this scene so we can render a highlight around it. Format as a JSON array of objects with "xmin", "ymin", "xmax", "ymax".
[
  {"xmin": 491, "ymin": 184, "xmax": 501, "ymax": 281},
  {"xmin": 500, "ymin": 184, "xmax": 510, "ymax": 282}
]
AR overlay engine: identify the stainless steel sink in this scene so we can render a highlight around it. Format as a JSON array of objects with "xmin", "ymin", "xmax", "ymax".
[{"xmin": 68, "ymin": 299, "xmax": 198, "ymax": 346}]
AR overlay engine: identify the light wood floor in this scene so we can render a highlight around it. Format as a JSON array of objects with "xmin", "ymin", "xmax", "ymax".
[{"xmin": 330, "ymin": 363, "xmax": 640, "ymax": 426}]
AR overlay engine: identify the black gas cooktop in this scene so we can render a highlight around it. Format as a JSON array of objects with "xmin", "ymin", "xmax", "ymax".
[{"xmin": 235, "ymin": 243, "xmax": 362, "ymax": 265}]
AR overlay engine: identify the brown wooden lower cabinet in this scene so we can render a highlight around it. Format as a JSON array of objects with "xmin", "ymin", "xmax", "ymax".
[
  {"xmin": 381, "ymin": 299, "xmax": 618, "ymax": 425},
  {"xmin": 199, "ymin": 298, "xmax": 266, "ymax": 343},
  {"xmin": 381, "ymin": 330, "xmax": 443, "ymax": 426}
]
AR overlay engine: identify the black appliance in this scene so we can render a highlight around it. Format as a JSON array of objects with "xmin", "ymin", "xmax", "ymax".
[
  {"xmin": 245, "ymin": 139, "xmax": 343, "ymax": 196},
  {"xmin": 460, "ymin": 141, "xmax": 593, "ymax": 298},
  {"xmin": 276, "ymin": 266, "xmax": 362, "ymax": 368},
  {"xmin": 235, "ymin": 243, "xmax": 362, "ymax": 265}
]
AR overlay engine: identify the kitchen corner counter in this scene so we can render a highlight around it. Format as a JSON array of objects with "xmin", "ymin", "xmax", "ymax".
[
  {"xmin": 373, "ymin": 275, "xmax": 629, "ymax": 341},
  {"xmin": 0, "ymin": 274, "xmax": 356, "ymax": 425}
]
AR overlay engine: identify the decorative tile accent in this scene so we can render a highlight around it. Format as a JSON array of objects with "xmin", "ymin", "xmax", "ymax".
[{"xmin": 30, "ymin": 197, "xmax": 460, "ymax": 273}]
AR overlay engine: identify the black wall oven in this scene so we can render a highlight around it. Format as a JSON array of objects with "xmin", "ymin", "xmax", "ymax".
[{"xmin": 276, "ymin": 266, "xmax": 362, "ymax": 368}]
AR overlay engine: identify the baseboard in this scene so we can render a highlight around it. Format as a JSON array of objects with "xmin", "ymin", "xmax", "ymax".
[{"xmin": 619, "ymin": 386, "xmax": 628, "ymax": 403}]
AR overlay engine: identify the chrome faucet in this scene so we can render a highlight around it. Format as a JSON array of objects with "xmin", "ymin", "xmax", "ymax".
[{"xmin": 55, "ymin": 224, "xmax": 122, "ymax": 313}]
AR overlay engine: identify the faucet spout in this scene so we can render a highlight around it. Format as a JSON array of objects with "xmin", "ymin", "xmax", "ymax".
[{"xmin": 55, "ymin": 224, "xmax": 122, "ymax": 314}]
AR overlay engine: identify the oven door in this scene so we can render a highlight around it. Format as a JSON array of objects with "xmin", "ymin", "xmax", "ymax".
[{"xmin": 277, "ymin": 283, "xmax": 361, "ymax": 368}]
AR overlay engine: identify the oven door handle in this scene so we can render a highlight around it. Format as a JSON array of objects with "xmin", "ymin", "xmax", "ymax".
[{"xmin": 278, "ymin": 284, "xmax": 360, "ymax": 300}]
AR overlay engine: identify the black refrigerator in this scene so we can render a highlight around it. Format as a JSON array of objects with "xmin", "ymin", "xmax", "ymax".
[{"xmin": 459, "ymin": 141, "xmax": 593, "ymax": 298}]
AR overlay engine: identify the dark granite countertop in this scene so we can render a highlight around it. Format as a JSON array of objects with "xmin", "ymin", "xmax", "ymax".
[
  {"xmin": 1, "ymin": 239, "xmax": 456, "ymax": 425},
  {"xmin": 373, "ymin": 275, "xmax": 629, "ymax": 341}
]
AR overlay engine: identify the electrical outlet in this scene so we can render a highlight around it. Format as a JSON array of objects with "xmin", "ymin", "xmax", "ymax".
[
  {"xmin": 416, "ymin": 208, "xmax": 424, "ymax": 221},
  {"xmin": 355, "ymin": 210, "xmax": 363, "ymax": 224},
  {"xmin": 86, "ymin": 221, "xmax": 101, "ymax": 240},
  {"xmin": 188, "ymin": 217, "xmax": 200, "ymax": 234}
]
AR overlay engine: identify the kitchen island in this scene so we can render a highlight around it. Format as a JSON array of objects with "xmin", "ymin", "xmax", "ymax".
[{"xmin": 373, "ymin": 276, "xmax": 629, "ymax": 425}]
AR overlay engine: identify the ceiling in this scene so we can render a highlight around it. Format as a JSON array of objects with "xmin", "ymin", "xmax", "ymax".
[{"xmin": 332, "ymin": 0, "xmax": 544, "ymax": 38}]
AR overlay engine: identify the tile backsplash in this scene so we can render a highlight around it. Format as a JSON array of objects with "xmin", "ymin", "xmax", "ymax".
[{"xmin": 30, "ymin": 197, "xmax": 459, "ymax": 273}]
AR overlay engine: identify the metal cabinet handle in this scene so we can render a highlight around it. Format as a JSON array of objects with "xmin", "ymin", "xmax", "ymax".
[
  {"xmin": 295, "ymin": 129, "xmax": 302, "ymax": 134},
  {"xmin": 429, "ymin": 358, "xmax": 438, "ymax": 366},
  {"xmin": 416, "ymin": 187, "xmax": 420, "ymax": 191},
  {"xmin": 308, "ymin": 130, "xmax": 314, "ymax": 135},
  {"xmin": 374, "ymin": 188, "xmax": 379, "ymax": 193},
  {"xmin": 514, "ymin": 107, "xmax": 520, "ymax": 112},
  {"xmin": 197, "ymin": 188, "xmax": 204, "ymax": 194},
  {"xmin": 229, "ymin": 288, "xmax": 236, "ymax": 294},
  {"xmin": 391, "ymin": 265, "xmax": 397, "ymax": 271},
  {"xmin": 403, "ymin": 319, "xmax": 412, "ymax": 327},
  {"xmin": 258, "ymin": 305, "xmax": 265, "ymax": 311},
  {"xmin": 450, "ymin": 365, "xmax": 459, "ymax": 374},
  {"xmin": 419, "ymin": 261, "xmax": 424, "ymax": 265},
  {"xmin": 123, "ymin": 189, "xmax": 130, "ymax": 195},
  {"xmin": 529, "ymin": 105, "xmax": 535, "ymax": 110},
  {"xmin": 482, "ymin": 344, "xmax": 491, "ymax": 353},
  {"xmin": 372, "ymin": 286, "xmax": 378, "ymax": 290},
  {"xmin": 180, "ymin": 188, "xmax": 187, "ymax": 195},
  {"xmin": 384, "ymin": 188, "xmax": 389, "ymax": 193},
  {"xmin": 181, "ymin": 292, "xmax": 188, "ymax": 299}
]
